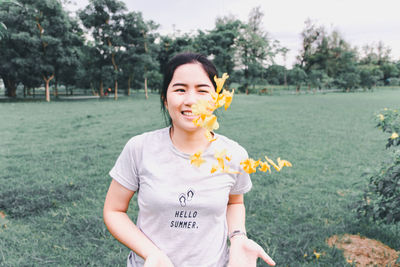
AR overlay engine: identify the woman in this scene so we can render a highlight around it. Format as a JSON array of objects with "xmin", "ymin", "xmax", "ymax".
[{"xmin": 103, "ymin": 52, "xmax": 276, "ymax": 267}]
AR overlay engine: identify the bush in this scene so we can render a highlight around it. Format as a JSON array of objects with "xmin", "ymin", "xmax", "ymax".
[{"xmin": 357, "ymin": 108, "xmax": 400, "ymax": 223}]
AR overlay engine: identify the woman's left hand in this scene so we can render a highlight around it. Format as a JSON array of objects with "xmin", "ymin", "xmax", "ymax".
[{"xmin": 227, "ymin": 236, "xmax": 275, "ymax": 267}]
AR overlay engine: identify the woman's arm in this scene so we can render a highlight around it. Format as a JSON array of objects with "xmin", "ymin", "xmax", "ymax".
[
  {"xmin": 103, "ymin": 179, "xmax": 174, "ymax": 266},
  {"xmin": 226, "ymin": 194, "xmax": 275, "ymax": 267}
]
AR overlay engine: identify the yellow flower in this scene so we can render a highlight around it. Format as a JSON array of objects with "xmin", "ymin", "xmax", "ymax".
[
  {"xmin": 391, "ymin": 132, "xmax": 399, "ymax": 139},
  {"xmin": 277, "ymin": 157, "xmax": 292, "ymax": 169},
  {"xmin": 202, "ymin": 114, "xmax": 219, "ymax": 132},
  {"xmin": 211, "ymin": 165, "xmax": 218, "ymax": 173},
  {"xmin": 378, "ymin": 114, "xmax": 384, "ymax": 121},
  {"xmin": 211, "ymin": 91, "xmax": 226, "ymax": 109},
  {"xmin": 192, "ymin": 99, "xmax": 214, "ymax": 118},
  {"xmin": 222, "ymin": 89, "xmax": 234, "ymax": 110},
  {"xmin": 205, "ymin": 130, "xmax": 217, "ymax": 142},
  {"xmin": 313, "ymin": 250, "xmax": 321, "ymax": 259},
  {"xmin": 240, "ymin": 158, "xmax": 260, "ymax": 174},
  {"xmin": 190, "ymin": 151, "xmax": 205, "ymax": 167},
  {"xmin": 265, "ymin": 156, "xmax": 281, "ymax": 172},
  {"xmin": 259, "ymin": 161, "xmax": 271, "ymax": 173},
  {"xmin": 214, "ymin": 73, "xmax": 229, "ymax": 94}
]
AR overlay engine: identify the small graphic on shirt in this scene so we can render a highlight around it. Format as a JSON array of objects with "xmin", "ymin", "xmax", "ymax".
[
  {"xmin": 178, "ymin": 188, "xmax": 195, "ymax": 207},
  {"xmin": 171, "ymin": 188, "xmax": 199, "ymax": 229}
]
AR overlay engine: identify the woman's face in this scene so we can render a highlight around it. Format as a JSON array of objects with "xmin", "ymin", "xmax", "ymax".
[{"xmin": 165, "ymin": 63, "xmax": 215, "ymax": 134}]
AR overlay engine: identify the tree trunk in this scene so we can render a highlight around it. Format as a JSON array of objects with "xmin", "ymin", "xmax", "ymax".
[
  {"xmin": 23, "ymin": 85, "xmax": 26, "ymax": 97},
  {"xmin": 99, "ymin": 80, "xmax": 104, "ymax": 97},
  {"xmin": 90, "ymin": 82, "xmax": 97, "ymax": 96},
  {"xmin": 127, "ymin": 74, "xmax": 132, "ymax": 96},
  {"xmin": 43, "ymin": 74, "xmax": 55, "ymax": 102},
  {"xmin": 54, "ymin": 78, "xmax": 58, "ymax": 97},
  {"xmin": 114, "ymin": 80, "xmax": 118, "ymax": 100},
  {"xmin": 144, "ymin": 76, "xmax": 148, "ymax": 99},
  {"xmin": 4, "ymin": 77, "xmax": 17, "ymax": 97},
  {"xmin": 296, "ymin": 85, "xmax": 300, "ymax": 93}
]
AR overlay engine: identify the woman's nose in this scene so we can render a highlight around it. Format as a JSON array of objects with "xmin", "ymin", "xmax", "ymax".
[{"xmin": 183, "ymin": 89, "xmax": 197, "ymax": 105}]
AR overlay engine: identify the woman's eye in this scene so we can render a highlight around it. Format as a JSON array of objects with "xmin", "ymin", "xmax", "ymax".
[{"xmin": 175, "ymin": 89, "xmax": 185, "ymax": 92}]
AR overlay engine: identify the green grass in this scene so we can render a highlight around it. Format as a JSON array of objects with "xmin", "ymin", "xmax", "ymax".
[{"xmin": 1, "ymin": 90, "xmax": 400, "ymax": 266}]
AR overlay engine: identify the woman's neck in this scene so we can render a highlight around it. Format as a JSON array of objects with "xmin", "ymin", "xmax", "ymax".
[{"xmin": 169, "ymin": 126, "xmax": 211, "ymax": 154}]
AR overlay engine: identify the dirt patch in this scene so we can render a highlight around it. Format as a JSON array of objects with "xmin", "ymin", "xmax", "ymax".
[{"xmin": 327, "ymin": 234, "xmax": 399, "ymax": 266}]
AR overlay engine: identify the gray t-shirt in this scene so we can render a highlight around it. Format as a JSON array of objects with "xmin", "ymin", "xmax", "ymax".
[{"xmin": 109, "ymin": 127, "xmax": 252, "ymax": 267}]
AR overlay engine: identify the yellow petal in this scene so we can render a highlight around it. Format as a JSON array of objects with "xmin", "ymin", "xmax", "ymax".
[
  {"xmin": 211, "ymin": 91, "xmax": 225, "ymax": 109},
  {"xmin": 265, "ymin": 156, "xmax": 281, "ymax": 172},
  {"xmin": 240, "ymin": 158, "xmax": 258, "ymax": 174},
  {"xmin": 192, "ymin": 99, "xmax": 214, "ymax": 116},
  {"xmin": 211, "ymin": 165, "xmax": 218, "ymax": 173},
  {"xmin": 190, "ymin": 151, "xmax": 205, "ymax": 167},
  {"xmin": 214, "ymin": 149, "xmax": 227, "ymax": 160},
  {"xmin": 214, "ymin": 73, "xmax": 229, "ymax": 94},
  {"xmin": 378, "ymin": 114, "xmax": 384, "ymax": 121},
  {"xmin": 259, "ymin": 161, "xmax": 271, "ymax": 173},
  {"xmin": 205, "ymin": 130, "xmax": 217, "ymax": 142},
  {"xmin": 391, "ymin": 132, "xmax": 399, "ymax": 139},
  {"xmin": 222, "ymin": 89, "xmax": 234, "ymax": 110},
  {"xmin": 203, "ymin": 114, "xmax": 219, "ymax": 131},
  {"xmin": 277, "ymin": 157, "xmax": 292, "ymax": 169}
]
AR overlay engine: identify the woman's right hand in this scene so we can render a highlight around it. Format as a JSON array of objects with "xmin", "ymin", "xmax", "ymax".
[{"xmin": 144, "ymin": 251, "xmax": 175, "ymax": 267}]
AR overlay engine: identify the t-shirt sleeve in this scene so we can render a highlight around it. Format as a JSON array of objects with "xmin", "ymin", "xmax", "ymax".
[
  {"xmin": 230, "ymin": 146, "xmax": 252, "ymax": 195},
  {"xmin": 109, "ymin": 137, "xmax": 140, "ymax": 191}
]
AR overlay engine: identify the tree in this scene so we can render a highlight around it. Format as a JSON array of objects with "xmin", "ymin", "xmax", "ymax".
[
  {"xmin": 288, "ymin": 67, "xmax": 307, "ymax": 93},
  {"xmin": 297, "ymin": 19, "xmax": 326, "ymax": 73},
  {"xmin": 359, "ymin": 65, "xmax": 383, "ymax": 89},
  {"xmin": 265, "ymin": 65, "xmax": 286, "ymax": 85},
  {"xmin": 236, "ymin": 6, "xmax": 278, "ymax": 92},
  {"xmin": 202, "ymin": 16, "xmax": 242, "ymax": 81},
  {"xmin": 79, "ymin": 0, "xmax": 126, "ymax": 99}
]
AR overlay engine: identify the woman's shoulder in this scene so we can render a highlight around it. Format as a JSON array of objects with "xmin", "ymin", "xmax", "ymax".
[
  {"xmin": 125, "ymin": 127, "xmax": 169, "ymax": 148},
  {"xmin": 214, "ymin": 133, "xmax": 248, "ymax": 158}
]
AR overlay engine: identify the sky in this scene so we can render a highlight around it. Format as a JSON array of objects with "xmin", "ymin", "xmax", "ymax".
[{"xmin": 66, "ymin": 0, "xmax": 400, "ymax": 67}]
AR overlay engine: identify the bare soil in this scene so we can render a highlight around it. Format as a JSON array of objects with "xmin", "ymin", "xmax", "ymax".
[{"xmin": 326, "ymin": 234, "xmax": 399, "ymax": 266}]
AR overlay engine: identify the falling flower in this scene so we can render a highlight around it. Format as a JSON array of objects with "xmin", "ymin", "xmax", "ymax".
[
  {"xmin": 211, "ymin": 165, "xmax": 218, "ymax": 173},
  {"xmin": 222, "ymin": 89, "xmax": 234, "ymax": 110},
  {"xmin": 190, "ymin": 151, "xmax": 205, "ymax": 167},
  {"xmin": 277, "ymin": 157, "xmax": 292, "ymax": 169},
  {"xmin": 211, "ymin": 149, "xmax": 239, "ymax": 174},
  {"xmin": 214, "ymin": 73, "xmax": 229, "ymax": 93},
  {"xmin": 258, "ymin": 161, "xmax": 271, "ymax": 173},
  {"xmin": 192, "ymin": 99, "xmax": 214, "ymax": 119},
  {"xmin": 205, "ymin": 130, "xmax": 217, "ymax": 142},
  {"xmin": 211, "ymin": 91, "xmax": 226, "ymax": 109},
  {"xmin": 391, "ymin": 132, "xmax": 399, "ymax": 139},
  {"xmin": 265, "ymin": 156, "xmax": 281, "ymax": 172},
  {"xmin": 202, "ymin": 114, "xmax": 219, "ymax": 132},
  {"xmin": 240, "ymin": 158, "xmax": 260, "ymax": 174},
  {"xmin": 378, "ymin": 114, "xmax": 384, "ymax": 121}
]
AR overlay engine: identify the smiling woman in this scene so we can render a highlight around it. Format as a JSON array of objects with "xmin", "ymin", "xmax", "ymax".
[{"xmin": 103, "ymin": 52, "xmax": 276, "ymax": 267}]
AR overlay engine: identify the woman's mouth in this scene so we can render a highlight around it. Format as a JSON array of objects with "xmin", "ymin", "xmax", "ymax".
[{"xmin": 182, "ymin": 111, "xmax": 194, "ymax": 116}]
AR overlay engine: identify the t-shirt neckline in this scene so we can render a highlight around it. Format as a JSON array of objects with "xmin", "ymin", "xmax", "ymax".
[{"xmin": 165, "ymin": 126, "xmax": 219, "ymax": 159}]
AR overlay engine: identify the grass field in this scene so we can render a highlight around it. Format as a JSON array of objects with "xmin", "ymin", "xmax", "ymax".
[{"xmin": 1, "ymin": 89, "xmax": 400, "ymax": 266}]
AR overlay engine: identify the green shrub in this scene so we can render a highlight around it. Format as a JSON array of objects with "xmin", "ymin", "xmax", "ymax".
[{"xmin": 357, "ymin": 108, "xmax": 400, "ymax": 223}]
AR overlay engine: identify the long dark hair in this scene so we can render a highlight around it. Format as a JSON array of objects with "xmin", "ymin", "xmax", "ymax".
[{"xmin": 160, "ymin": 52, "xmax": 218, "ymax": 124}]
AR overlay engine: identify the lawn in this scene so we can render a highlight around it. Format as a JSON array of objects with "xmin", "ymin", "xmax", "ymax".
[{"xmin": 1, "ymin": 89, "xmax": 400, "ymax": 266}]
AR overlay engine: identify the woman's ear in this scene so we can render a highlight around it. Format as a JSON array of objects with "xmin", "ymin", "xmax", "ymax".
[{"xmin": 164, "ymin": 99, "xmax": 168, "ymax": 110}]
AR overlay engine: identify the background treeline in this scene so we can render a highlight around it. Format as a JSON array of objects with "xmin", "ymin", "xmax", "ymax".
[{"xmin": 1, "ymin": 0, "xmax": 400, "ymax": 101}]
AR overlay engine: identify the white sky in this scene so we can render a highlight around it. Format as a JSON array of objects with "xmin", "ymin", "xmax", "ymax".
[{"xmin": 66, "ymin": 0, "xmax": 400, "ymax": 67}]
